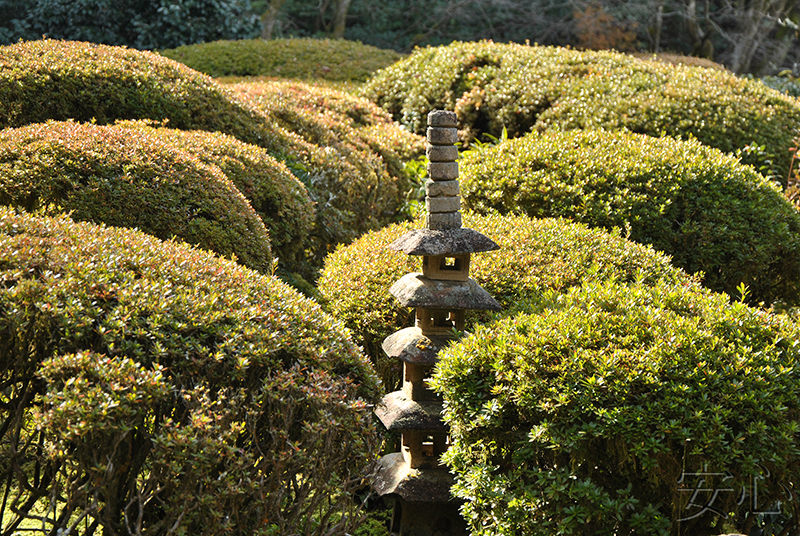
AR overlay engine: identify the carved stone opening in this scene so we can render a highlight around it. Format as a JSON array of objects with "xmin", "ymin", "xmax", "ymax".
[
  {"xmin": 416, "ymin": 308, "xmax": 465, "ymax": 334},
  {"xmin": 402, "ymin": 430, "xmax": 449, "ymax": 469},
  {"xmin": 422, "ymin": 254, "xmax": 470, "ymax": 281},
  {"xmin": 403, "ymin": 362, "xmax": 439, "ymax": 401}
]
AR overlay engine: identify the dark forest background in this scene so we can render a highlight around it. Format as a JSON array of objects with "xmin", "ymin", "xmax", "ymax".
[{"xmin": 1, "ymin": 0, "xmax": 799, "ymax": 75}]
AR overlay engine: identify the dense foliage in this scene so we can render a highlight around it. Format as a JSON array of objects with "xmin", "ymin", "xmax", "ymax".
[
  {"xmin": 433, "ymin": 279, "xmax": 800, "ymax": 535},
  {"xmin": 0, "ymin": 207, "xmax": 381, "ymax": 535},
  {"xmin": 116, "ymin": 121, "xmax": 314, "ymax": 276},
  {"xmin": 318, "ymin": 212, "xmax": 694, "ymax": 381},
  {"xmin": 460, "ymin": 129, "xmax": 800, "ymax": 307},
  {"xmin": 232, "ymin": 80, "xmax": 424, "ymax": 261},
  {"xmin": 461, "ymin": 127, "xmax": 800, "ymax": 304},
  {"xmin": 160, "ymin": 38, "xmax": 403, "ymax": 81},
  {"xmin": 0, "ymin": 121, "xmax": 274, "ymax": 273},
  {"xmin": 0, "ymin": 0, "xmax": 260, "ymax": 49},
  {"xmin": 362, "ymin": 41, "xmax": 800, "ymax": 178},
  {"xmin": 0, "ymin": 39, "xmax": 273, "ymax": 141},
  {"xmin": 0, "ymin": 39, "xmax": 422, "ymax": 262}
]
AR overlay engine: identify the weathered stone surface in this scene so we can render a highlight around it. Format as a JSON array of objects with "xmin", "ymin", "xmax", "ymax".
[
  {"xmin": 427, "ymin": 110, "xmax": 457, "ymax": 128},
  {"xmin": 426, "ymin": 212, "xmax": 462, "ymax": 230},
  {"xmin": 428, "ymin": 161, "xmax": 458, "ymax": 180},
  {"xmin": 427, "ymin": 127, "xmax": 458, "ymax": 145},
  {"xmin": 426, "ymin": 196, "xmax": 460, "ymax": 213},
  {"xmin": 389, "ymin": 273, "xmax": 501, "ymax": 310},
  {"xmin": 426, "ymin": 145, "xmax": 459, "ymax": 162},
  {"xmin": 376, "ymin": 391, "xmax": 447, "ymax": 431},
  {"xmin": 372, "ymin": 452, "xmax": 456, "ymax": 503},
  {"xmin": 425, "ymin": 179, "xmax": 459, "ymax": 197},
  {"xmin": 390, "ymin": 227, "xmax": 499, "ymax": 255},
  {"xmin": 383, "ymin": 326, "xmax": 456, "ymax": 364}
]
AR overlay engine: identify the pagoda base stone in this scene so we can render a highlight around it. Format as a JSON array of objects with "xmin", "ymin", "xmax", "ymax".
[
  {"xmin": 382, "ymin": 327, "xmax": 457, "ymax": 364},
  {"xmin": 373, "ymin": 452, "xmax": 455, "ymax": 503},
  {"xmin": 376, "ymin": 391, "xmax": 445, "ymax": 431},
  {"xmin": 388, "ymin": 499, "xmax": 467, "ymax": 536}
]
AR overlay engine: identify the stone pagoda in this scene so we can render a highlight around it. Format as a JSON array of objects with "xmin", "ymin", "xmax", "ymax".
[{"xmin": 372, "ymin": 110, "xmax": 501, "ymax": 536}]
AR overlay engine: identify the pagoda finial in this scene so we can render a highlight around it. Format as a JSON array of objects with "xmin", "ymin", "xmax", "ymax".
[{"xmin": 425, "ymin": 110, "xmax": 461, "ymax": 231}]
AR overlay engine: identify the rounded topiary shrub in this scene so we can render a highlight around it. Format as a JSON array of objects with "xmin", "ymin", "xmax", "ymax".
[
  {"xmin": 0, "ymin": 121, "xmax": 273, "ymax": 273},
  {"xmin": 160, "ymin": 38, "xmax": 403, "ymax": 81},
  {"xmin": 233, "ymin": 80, "xmax": 425, "ymax": 260},
  {"xmin": 318, "ymin": 211, "xmax": 695, "ymax": 378},
  {"xmin": 432, "ymin": 279, "xmax": 800, "ymax": 536},
  {"xmin": 361, "ymin": 40, "xmax": 800, "ymax": 178},
  {"xmin": 0, "ymin": 40, "xmax": 420, "ymax": 258},
  {"xmin": 0, "ymin": 39, "xmax": 278, "ymax": 147},
  {"xmin": 459, "ymin": 129, "xmax": 800, "ymax": 306},
  {"xmin": 116, "ymin": 121, "xmax": 315, "ymax": 275},
  {"xmin": 0, "ymin": 207, "xmax": 380, "ymax": 536}
]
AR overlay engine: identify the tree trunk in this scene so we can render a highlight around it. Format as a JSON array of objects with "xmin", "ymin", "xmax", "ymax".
[
  {"xmin": 261, "ymin": 0, "xmax": 289, "ymax": 40},
  {"xmin": 332, "ymin": 0, "xmax": 353, "ymax": 38},
  {"xmin": 654, "ymin": 1, "xmax": 663, "ymax": 52}
]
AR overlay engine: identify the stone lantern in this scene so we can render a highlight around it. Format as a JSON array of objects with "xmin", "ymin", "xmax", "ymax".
[{"xmin": 372, "ymin": 110, "xmax": 501, "ymax": 536}]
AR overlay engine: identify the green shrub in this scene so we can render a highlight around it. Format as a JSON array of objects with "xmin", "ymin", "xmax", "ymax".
[
  {"xmin": 0, "ymin": 39, "xmax": 275, "ymax": 144},
  {"xmin": 160, "ymin": 38, "xmax": 403, "ymax": 81},
  {"xmin": 0, "ymin": 206, "xmax": 380, "ymax": 536},
  {"xmin": 361, "ymin": 41, "xmax": 800, "ymax": 178},
  {"xmin": 0, "ymin": 39, "xmax": 421, "ymax": 261},
  {"xmin": 0, "ymin": 121, "xmax": 273, "ymax": 273},
  {"xmin": 233, "ymin": 80, "xmax": 425, "ymax": 261},
  {"xmin": 460, "ymin": 129, "xmax": 800, "ymax": 307},
  {"xmin": 318, "ymin": 212, "xmax": 695, "ymax": 379},
  {"xmin": 432, "ymin": 278, "xmax": 800, "ymax": 535},
  {"xmin": 116, "ymin": 121, "xmax": 314, "ymax": 275}
]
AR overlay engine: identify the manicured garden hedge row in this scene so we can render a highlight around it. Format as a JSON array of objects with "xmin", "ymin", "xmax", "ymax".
[
  {"xmin": 0, "ymin": 40, "xmax": 423, "ymax": 260},
  {"xmin": 232, "ymin": 80, "xmax": 425, "ymax": 260},
  {"xmin": 459, "ymin": 129, "xmax": 800, "ymax": 306},
  {"xmin": 433, "ymin": 278, "xmax": 800, "ymax": 535},
  {"xmin": 0, "ymin": 121, "xmax": 273, "ymax": 273},
  {"xmin": 318, "ymin": 212, "xmax": 695, "ymax": 380},
  {"xmin": 160, "ymin": 38, "xmax": 403, "ymax": 81},
  {"xmin": 0, "ymin": 207, "xmax": 380, "ymax": 536},
  {"xmin": 116, "ymin": 121, "xmax": 314, "ymax": 275},
  {"xmin": 0, "ymin": 39, "xmax": 275, "ymax": 146},
  {"xmin": 362, "ymin": 40, "xmax": 800, "ymax": 178}
]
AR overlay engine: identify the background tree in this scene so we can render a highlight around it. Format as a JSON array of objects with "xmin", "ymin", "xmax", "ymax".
[{"xmin": 0, "ymin": 0, "xmax": 260, "ymax": 49}]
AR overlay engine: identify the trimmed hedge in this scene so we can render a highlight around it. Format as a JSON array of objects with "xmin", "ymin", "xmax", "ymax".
[
  {"xmin": 318, "ymin": 212, "xmax": 695, "ymax": 379},
  {"xmin": 361, "ymin": 41, "xmax": 800, "ymax": 178},
  {"xmin": 0, "ymin": 40, "xmax": 422, "ymax": 259},
  {"xmin": 116, "ymin": 121, "xmax": 314, "ymax": 275},
  {"xmin": 160, "ymin": 38, "xmax": 403, "ymax": 82},
  {"xmin": 0, "ymin": 121, "xmax": 273, "ymax": 273},
  {"xmin": 232, "ymin": 80, "xmax": 425, "ymax": 260},
  {"xmin": 459, "ymin": 129, "xmax": 800, "ymax": 306},
  {"xmin": 0, "ymin": 207, "xmax": 380, "ymax": 536},
  {"xmin": 432, "ymin": 278, "xmax": 800, "ymax": 535},
  {"xmin": 0, "ymin": 39, "xmax": 277, "ymax": 146}
]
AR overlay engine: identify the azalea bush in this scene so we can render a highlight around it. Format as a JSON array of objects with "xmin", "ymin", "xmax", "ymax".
[
  {"xmin": 0, "ymin": 207, "xmax": 381, "ymax": 536},
  {"xmin": 362, "ymin": 41, "xmax": 800, "ymax": 179},
  {"xmin": 459, "ymin": 129, "xmax": 800, "ymax": 306},
  {"xmin": 0, "ymin": 40, "xmax": 422, "ymax": 259},
  {"xmin": 318, "ymin": 212, "xmax": 694, "ymax": 382},
  {"xmin": 161, "ymin": 38, "xmax": 403, "ymax": 81},
  {"xmin": 433, "ymin": 279, "xmax": 800, "ymax": 535},
  {"xmin": 0, "ymin": 121, "xmax": 273, "ymax": 273},
  {"xmin": 115, "ymin": 121, "xmax": 315, "ymax": 277},
  {"xmin": 232, "ymin": 80, "xmax": 425, "ymax": 260}
]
